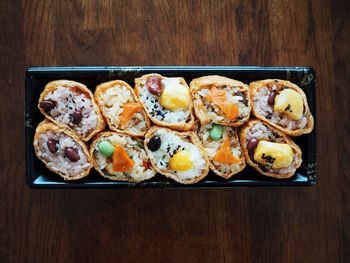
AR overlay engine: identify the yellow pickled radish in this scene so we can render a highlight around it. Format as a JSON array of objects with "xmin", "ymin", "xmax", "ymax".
[
  {"xmin": 159, "ymin": 83, "xmax": 190, "ymax": 111},
  {"xmin": 169, "ymin": 150, "xmax": 193, "ymax": 171}
]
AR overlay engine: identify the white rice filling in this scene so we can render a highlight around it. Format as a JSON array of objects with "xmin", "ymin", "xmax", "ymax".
[
  {"xmin": 147, "ymin": 129, "xmax": 206, "ymax": 179},
  {"xmin": 246, "ymin": 122, "xmax": 299, "ymax": 174},
  {"xmin": 253, "ymin": 85, "xmax": 307, "ymax": 130},
  {"xmin": 35, "ymin": 131, "xmax": 92, "ymax": 177},
  {"xmin": 138, "ymin": 78, "xmax": 191, "ymax": 124},
  {"xmin": 44, "ymin": 87, "xmax": 98, "ymax": 137},
  {"xmin": 196, "ymin": 86, "xmax": 250, "ymax": 122},
  {"xmin": 198, "ymin": 124, "xmax": 243, "ymax": 175},
  {"xmin": 97, "ymin": 85, "xmax": 147, "ymax": 134},
  {"xmin": 94, "ymin": 134, "xmax": 155, "ymax": 182}
]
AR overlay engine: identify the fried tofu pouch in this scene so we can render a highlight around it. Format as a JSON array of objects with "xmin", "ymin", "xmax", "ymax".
[
  {"xmin": 38, "ymin": 80, "xmax": 105, "ymax": 141},
  {"xmin": 144, "ymin": 126, "xmax": 210, "ymax": 184},
  {"xmin": 190, "ymin": 75, "xmax": 251, "ymax": 126},
  {"xmin": 94, "ymin": 80, "xmax": 151, "ymax": 137},
  {"xmin": 197, "ymin": 123, "xmax": 245, "ymax": 179},
  {"xmin": 239, "ymin": 119, "xmax": 302, "ymax": 179},
  {"xmin": 250, "ymin": 79, "xmax": 314, "ymax": 136},
  {"xmin": 90, "ymin": 131, "xmax": 156, "ymax": 182},
  {"xmin": 134, "ymin": 73, "xmax": 195, "ymax": 131},
  {"xmin": 33, "ymin": 120, "xmax": 93, "ymax": 180}
]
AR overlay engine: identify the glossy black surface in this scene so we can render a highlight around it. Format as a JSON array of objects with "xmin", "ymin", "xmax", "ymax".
[{"xmin": 25, "ymin": 66, "xmax": 316, "ymax": 188}]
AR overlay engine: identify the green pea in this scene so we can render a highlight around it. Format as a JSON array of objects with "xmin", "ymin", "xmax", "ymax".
[
  {"xmin": 98, "ymin": 140, "xmax": 115, "ymax": 157},
  {"xmin": 209, "ymin": 124, "xmax": 223, "ymax": 141}
]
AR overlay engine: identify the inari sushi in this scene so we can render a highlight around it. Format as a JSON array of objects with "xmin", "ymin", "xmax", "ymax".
[
  {"xmin": 94, "ymin": 80, "xmax": 151, "ymax": 137},
  {"xmin": 250, "ymin": 79, "xmax": 314, "ymax": 136},
  {"xmin": 38, "ymin": 80, "xmax": 105, "ymax": 141},
  {"xmin": 197, "ymin": 123, "xmax": 245, "ymax": 179},
  {"xmin": 144, "ymin": 126, "xmax": 210, "ymax": 184},
  {"xmin": 190, "ymin": 75, "xmax": 251, "ymax": 126},
  {"xmin": 239, "ymin": 119, "xmax": 302, "ymax": 179},
  {"xmin": 90, "ymin": 132, "xmax": 156, "ymax": 182},
  {"xmin": 134, "ymin": 74, "xmax": 195, "ymax": 131},
  {"xmin": 33, "ymin": 120, "xmax": 93, "ymax": 180}
]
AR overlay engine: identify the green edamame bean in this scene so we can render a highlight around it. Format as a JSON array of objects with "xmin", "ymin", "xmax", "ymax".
[
  {"xmin": 209, "ymin": 124, "xmax": 223, "ymax": 141},
  {"xmin": 98, "ymin": 140, "xmax": 115, "ymax": 157}
]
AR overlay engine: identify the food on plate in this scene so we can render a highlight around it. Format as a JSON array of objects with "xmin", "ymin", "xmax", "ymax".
[
  {"xmin": 33, "ymin": 120, "xmax": 93, "ymax": 180},
  {"xmin": 190, "ymin": 75, "xmax": 251, "ymax": 126},
  {"xmin": 94, "ymin": 80, "xmax": 151, "ymax": 137},
  {"xmin": 90, "ymin": 131, "xmax": 156, "ymax": 182},
  {"xmin": 134, "ymin": 74, "xmax": 195, "ymax": 131},
  {"xmin": 250, "ymin": 79, "xmax": 314, "ymax": 136},
  {"xmin": 144, "ymin": 126, "xmax": 209, "ymax": 184},
  {"xmin": 239, "ymin": 119, "xmax": 302, "ymax": 179},
  {"xmin": 197, "ymin": 123, "xmax": 245, "ymax": 179},
  {"xmin": 38, "ymin": 80, "xmax": 105, "ymax": 141}
]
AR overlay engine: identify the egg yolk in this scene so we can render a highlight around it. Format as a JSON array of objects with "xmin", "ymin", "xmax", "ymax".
[
  {"xmin": 159, "ymin": 83, "xmax": 190, "ymax": 111},
  {"xmin": 169, "ymin": 150, "xmax": 193, "ymax": 171}
]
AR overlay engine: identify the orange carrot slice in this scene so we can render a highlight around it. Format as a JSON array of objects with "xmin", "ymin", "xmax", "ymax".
[
  {"xmin": 213, "ymin": 138, "xmax": 242, "ymax": 164},
  {"xmin": 142, "ymin": 160, "xmax": 149, "ymax": 169},
  {"xmin": 205, "ymin": 86, "xmax": 239, "ymax": 120},
  {"xmin": 112, "ymin": 144, "xmax": 134, "ymax": 172},
  {"xmin": 206, "ymin": 86, "xmax": 226, "ymax": 102},
  {"xmin": 220, "ymin": 102, "xmax": 239, "ymax": 120},
  {"xmin": 119, "ymin": 102, "xmax": 143, "ymax": 127}
]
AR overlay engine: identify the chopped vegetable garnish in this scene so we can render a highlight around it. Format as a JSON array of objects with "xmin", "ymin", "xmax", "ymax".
[
  {"xmin": 119, "ymin": 102, "xmax": 143, "ymax": 127},
  {"xmin": 112, "ymin": 144, "xmax": 134, "ymax": 172},
  {"xmin": 206, "ymin": 86, "xmax": 239, "ymax": 120},
  {"xmin": 213, "ymin": 138, "xmax": 242, "ymax": 164}
]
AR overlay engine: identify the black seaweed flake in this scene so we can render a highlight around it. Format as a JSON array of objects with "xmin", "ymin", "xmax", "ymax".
[
  {"xmin": 285, "ymin": 104, "xmax": 293, "ymax": 112},
  {"xmin": 272, "ymin": 131, "xmax": 280, "ymax": 138},
  {"xmin": 261, "ymin": 153, "xmax": 276, "ymax": 165},
  {"xmin": 266, "ymin": 113, "xmax": 272, "ymax": 120},
  {"xmin": 274, "ymin": 80, "xmax": 278, "ymax": 83},
  {"xmin": 259, "ymin": 164, "xmax": 269, "ymax": 172},
  {"xmin": 235, "ymin": 91, "xmax": 248, "ymax": 106},
  {"xmin": 82, "ymin": 99, "xmax": 85, "ymax": 102}
]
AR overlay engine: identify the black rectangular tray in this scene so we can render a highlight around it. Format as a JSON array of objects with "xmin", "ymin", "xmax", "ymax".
[{"xmin": 25, "ymin": 66, "xmax": 316, "ymax": 188}]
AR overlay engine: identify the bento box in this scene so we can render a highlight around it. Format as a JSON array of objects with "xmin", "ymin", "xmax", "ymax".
[{"xmin": 25, "ymin": 66, "xmax": 316, "ymax": 188}]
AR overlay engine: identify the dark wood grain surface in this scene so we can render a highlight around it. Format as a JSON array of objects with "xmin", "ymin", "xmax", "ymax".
[{"xmin": 1, "ymin": 0, "xmax": 349, "ymax": 262}]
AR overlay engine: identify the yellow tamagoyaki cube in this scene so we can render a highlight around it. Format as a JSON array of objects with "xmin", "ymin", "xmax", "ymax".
[
  {"xmin": 253, "ymin": 140, "xmax": 293, "ymax": 169},
  {"xmin": 273, "ymin": 88, "xmax": 303, "ymax": 120},
  {"xmin": 169, "ymin": 150, "xmax": 193, "ymax": 171},
  {"xmin": 159, "ymin": 83, "xmax": 190, "ymax": 111}
]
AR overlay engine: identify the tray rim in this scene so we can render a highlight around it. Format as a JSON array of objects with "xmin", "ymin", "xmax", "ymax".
[{"xmin": 25, "ymin": 66, "xmax": 316, "ymax": 188}]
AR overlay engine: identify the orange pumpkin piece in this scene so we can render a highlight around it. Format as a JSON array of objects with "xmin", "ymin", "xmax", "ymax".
[
  {"xmin": 213, "ymin": 138, "xmax": 242, "ymax": 164},
  {"xmin": 112, "ymin": 144, "xmax": 134, "ymax": 172},
  {"xmin": 205, "ymin": 86, "xmax": 239, "ymax": 120},
  {"xmin": 119, "ymin": 102, "xmax": 143, "ymax": 127}
]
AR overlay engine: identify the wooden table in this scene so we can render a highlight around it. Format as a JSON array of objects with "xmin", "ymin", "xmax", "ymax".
[{"xmin": 1, "ymin": 0, "xmax": 349, "ymax": 262}]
